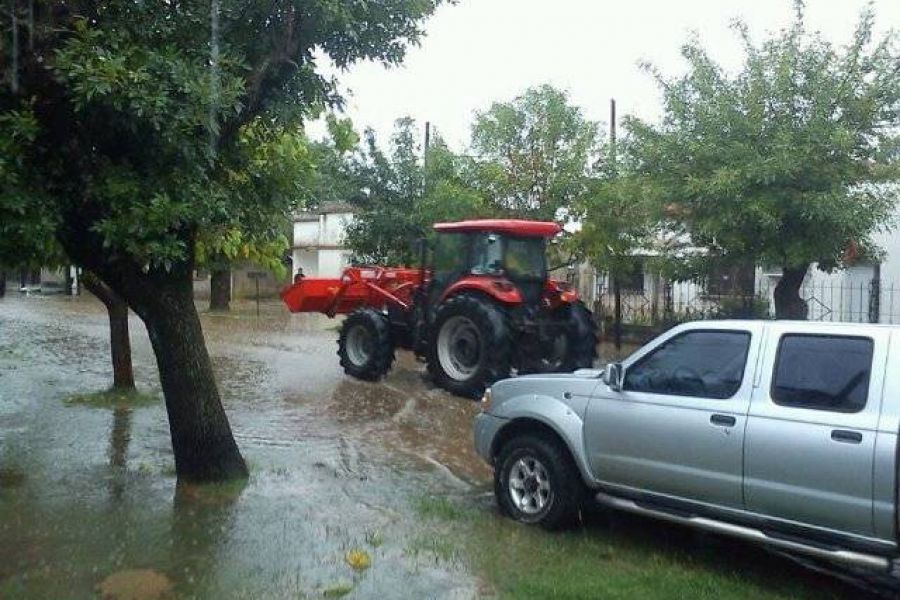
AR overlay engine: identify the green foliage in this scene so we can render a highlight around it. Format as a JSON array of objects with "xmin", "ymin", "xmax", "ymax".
[
  {"xmin": 0, "ymin": 0, "xmax": 443, "ymax": 278},
  {"xmin": 0, "ymin": 109, "xmax": 60, "ymax": 267},
  {"xmin": 344, "ymin": 118, "xmax": 490, "ymax": 265},
  {"xmin": 471, "ymin": 84, "xmax": 600, "ymax": 221},
  {"xmin": 624, "ymin": 2, "xmax": 900, "ymax": 275},
  {"xmin": 343, "ymin": 85, "xmax": 600, "ymax": 265},
  {"xmin": 573, "ymin": 174, "xmax": 658, "ymax": 280}
]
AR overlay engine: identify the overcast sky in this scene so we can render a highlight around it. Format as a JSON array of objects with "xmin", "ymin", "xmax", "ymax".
[{"xmin": 310, "ymin": 0, "xmax": 900, "ymax": 149}]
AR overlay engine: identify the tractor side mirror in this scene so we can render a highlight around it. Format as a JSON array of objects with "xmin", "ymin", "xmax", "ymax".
[{"xmin": 602, "ymin": 362, "xmax": 624, "ymax": 392}]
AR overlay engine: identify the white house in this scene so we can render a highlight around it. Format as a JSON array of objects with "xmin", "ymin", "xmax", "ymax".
[{"xmin": 291, "ymin": 201, "xmax": 356, "ymax": 278}]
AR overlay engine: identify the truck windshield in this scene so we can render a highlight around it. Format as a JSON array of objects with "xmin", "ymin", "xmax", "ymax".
[{"xmin": 504, "ymin": 237, "xmax": 546, "ymax": 281}]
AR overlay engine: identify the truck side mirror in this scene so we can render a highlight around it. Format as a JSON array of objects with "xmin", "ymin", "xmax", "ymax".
[{"xmin": 603, "ymin": 362, "xmax": 624, "ymax": 392}]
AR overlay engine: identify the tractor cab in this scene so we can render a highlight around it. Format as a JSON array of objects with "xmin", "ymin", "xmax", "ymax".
[{"xmin": 428, "ymin": 220, "xmax": 560, "ymax": 308}]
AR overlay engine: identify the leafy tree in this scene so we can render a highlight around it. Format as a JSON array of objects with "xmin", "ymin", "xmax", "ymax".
[
  {"xmin": 471, "ymin": 84, "xmax": 599, "ymax": 221},
  {"xmin": 625, "ymin": 2, "xmax": 900, "ymax": 318},
  {"xmin": 1, "ymin": 0, "xmax": 442, "ymax": 481},
  {"xmin": 198, "ymin": 126, "xmax": 312, "ymax": 311},
  {"xmin": 345, "ymin": 118, "xmax": 489, "ymax": 264}
]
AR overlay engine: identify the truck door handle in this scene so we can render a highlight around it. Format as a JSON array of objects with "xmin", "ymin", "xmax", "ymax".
[
  {"xmin": 831, "ymin": 430, "xmax": 863, "ymax": 444},
  {"xmin": 710, "ymin": 414, "xmax": 736, "ymax": 427}
]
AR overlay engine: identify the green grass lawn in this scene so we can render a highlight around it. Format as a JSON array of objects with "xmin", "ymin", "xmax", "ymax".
[{"xmin": 414, "ymin": 495, "xmax": 862, "ymax": 600}]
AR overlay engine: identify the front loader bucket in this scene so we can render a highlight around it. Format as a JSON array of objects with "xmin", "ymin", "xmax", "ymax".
[{"xmin": 280, "ymin": 279, "xmax": 344, "ymax": 313}]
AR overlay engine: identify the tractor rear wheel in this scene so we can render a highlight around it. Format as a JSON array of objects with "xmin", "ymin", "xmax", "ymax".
[
  {"xmin": 338, "ymin": 308, "xmax": 395, "ymax": 381},
  {"xmin": 559, "ymin": 302, "xmax": 598, "ymax": 371},
  {"xmin": 427, "ymin": 294, "xmax": 511, "ymax": 398},
  {"xmin": 531, "ymin": 302, "xmax": 598, "ymax": 374}
]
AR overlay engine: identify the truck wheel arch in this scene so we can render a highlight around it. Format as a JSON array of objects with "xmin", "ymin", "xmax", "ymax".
[{"xmin": 490, "ymin": 416, "xmax": 594, "ymax": 486}]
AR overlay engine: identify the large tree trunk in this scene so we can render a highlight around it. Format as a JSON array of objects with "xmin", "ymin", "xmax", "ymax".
[
  {"xmin": 209, "ymin": 268, "xmax": 231, "ymax": 311},
  {"xmin": 773, "ymin": 265, "xmax": 809, "ymax": 320},
  {"xmin": 84, "ymin": 273, "xmax": 135, "ymax": 390},
  {"xmin": 137, "ymin": 282, "xmax": 247, "ymax": 481},
  {"xmin": 59, "ymin": 228, "xmax": 247, "ymax": 482}
]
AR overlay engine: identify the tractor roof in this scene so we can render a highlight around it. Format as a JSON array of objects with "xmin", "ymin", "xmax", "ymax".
[{"xmin": 433, "ymin": 219, "xmax": 561, "ymax": 238}]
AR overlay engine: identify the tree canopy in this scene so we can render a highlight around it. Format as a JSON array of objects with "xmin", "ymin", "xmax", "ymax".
[
  {"xmin": 0, "ymin": 0, "xmax": 444, "ymax": 481},
  {"xmin": 622, "ymin": 2, "xmax": 900, "ymax": 317},
  {"xmin": 471, "ymin": 84, "xmax": 599, "ymax": 221}
]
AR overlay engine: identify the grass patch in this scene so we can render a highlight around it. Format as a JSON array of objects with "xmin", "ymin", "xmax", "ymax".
[
  {"xmin": 414, "ymin": 495, "xmax": 471, "ymax": 521},
  {"xmin": 64, "ymin": 388, "xmax": 159, "ymax": 409},
  {"xmin": 414, "ymin": 494, "xmax": 857, "ymax": 600}
]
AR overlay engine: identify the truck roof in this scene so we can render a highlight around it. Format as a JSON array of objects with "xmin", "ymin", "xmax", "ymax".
[
  {"xmin": 682, "ymin": 319, "xmax": 900, "ymax": 331},
  {"xmin": 433, "ymin": 219, "xmax": 561, "ymax": 238}
]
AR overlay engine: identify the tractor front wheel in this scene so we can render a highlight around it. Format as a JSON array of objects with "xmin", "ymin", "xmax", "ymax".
[
  {"xmin": 338, "ymin": 308, "xmax": 395, "ymax": 381},
  {"xmin": 427, "ymin": 294, "xmax": 512, "ymax": 398}
]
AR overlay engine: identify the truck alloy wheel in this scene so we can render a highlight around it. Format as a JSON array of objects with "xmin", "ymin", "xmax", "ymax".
[
  {"xmin": 337, "ymin": 308, "xmax": 395, "ymax": 381},
  {"xmin": 507, "ymin": 456, "xmax": 553, "ymax": 515},
  {"xmin": 495, "ymin": 434, "xmax": 585, "ymax": 529}
]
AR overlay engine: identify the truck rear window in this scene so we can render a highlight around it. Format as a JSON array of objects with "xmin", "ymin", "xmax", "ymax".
[{"xmin": 771, "ymin": 335, "xmax": 873, "ymax": 413}]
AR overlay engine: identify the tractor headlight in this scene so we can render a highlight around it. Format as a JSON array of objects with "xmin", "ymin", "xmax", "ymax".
[{"xmin": 480, "ymin": 387, "xmax": 493, "ymax": 412}]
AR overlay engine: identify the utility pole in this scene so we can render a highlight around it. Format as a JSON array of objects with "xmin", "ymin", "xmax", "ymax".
[
  {"xmin": 610, "ymin": 98, "xmax": 623, "ymax": 352},
  {"xmin": 422, "ymin": 120, "xmax": 432, "ymax": 195}
]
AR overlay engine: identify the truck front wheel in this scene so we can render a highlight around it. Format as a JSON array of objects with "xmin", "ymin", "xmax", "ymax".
[
  {"xmin": 495, "ymin": 434, "xmax": 585, "ymax": 529},
  {"xmin": 338, "ymin": 308, "xmax": 395, "ymax": 381}
]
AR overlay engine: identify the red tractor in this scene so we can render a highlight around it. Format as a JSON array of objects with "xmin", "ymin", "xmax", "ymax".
[{"xmin": 281, "ymin": 219, "xmax": 596, "ymax": 398}]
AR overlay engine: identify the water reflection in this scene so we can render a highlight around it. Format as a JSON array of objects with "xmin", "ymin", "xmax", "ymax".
[{"xmin": 107, "ymin": 406, "xmax": 132, "ymax": 501}]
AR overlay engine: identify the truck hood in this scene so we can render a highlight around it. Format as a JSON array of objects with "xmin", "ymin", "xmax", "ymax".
[{"xmin": 517, "ymin": 368, "xmax": 603, "ymax": 380}]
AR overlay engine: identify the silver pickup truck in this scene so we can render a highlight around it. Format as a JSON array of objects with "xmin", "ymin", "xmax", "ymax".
[{"xmin": 474, "ymin": 320, "xmax": 900, "ymax": 574}]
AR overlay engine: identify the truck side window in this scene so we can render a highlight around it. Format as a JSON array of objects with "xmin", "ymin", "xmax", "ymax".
[
  {"xmin": 771, "ymin": 335, "xmax": 872, "ymax": 413},
  {"xmin": 623, "ymin": 330, "xmax": 751, "ymax": 399}
]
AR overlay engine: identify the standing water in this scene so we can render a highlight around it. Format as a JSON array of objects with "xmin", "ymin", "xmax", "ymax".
[{"xmin": 0, "ymin": 294, "xmax": 484, "ymax": 598}]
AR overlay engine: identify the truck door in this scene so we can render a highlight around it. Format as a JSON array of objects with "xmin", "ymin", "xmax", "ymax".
[
  {"xmin": 744, "ymin": 324, "xmax": 887, "ymax": 538},
  {"xmin": 586, "ymin": 324, "xmax": 761, "ymax": 509}
]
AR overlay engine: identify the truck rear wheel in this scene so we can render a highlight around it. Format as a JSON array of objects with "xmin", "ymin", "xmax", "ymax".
[
  {"xmin": 338, "ymin": 308, "xmax": 395, "ymax": 381},
  {"xmin": 427, "ymin": 294, "xmax": 511, "ymax": 398}
]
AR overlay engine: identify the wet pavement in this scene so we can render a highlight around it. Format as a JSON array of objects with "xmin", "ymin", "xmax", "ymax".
[{"xmin": 0, "ymin": 294, "xmax": 487, "ymax": 599}]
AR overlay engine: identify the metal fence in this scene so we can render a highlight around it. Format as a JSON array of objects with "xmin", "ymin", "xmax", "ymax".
[{"xmin": 595, "ymin": 279, "xmax": 900, "ymax": 326}]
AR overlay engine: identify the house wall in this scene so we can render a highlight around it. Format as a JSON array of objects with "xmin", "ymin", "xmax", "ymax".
[
  {"xmin": 291, "ymin": 210, "xmax": 355, "ymax": 279},
  {"xmin": 292, "ymin": 249, "xmax": 318, "ymax": 277}
]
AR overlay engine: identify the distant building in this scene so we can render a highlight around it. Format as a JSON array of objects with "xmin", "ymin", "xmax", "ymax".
[{"xmin": 291, "ymin": 201, "xmax": 356, "ymax": 279}]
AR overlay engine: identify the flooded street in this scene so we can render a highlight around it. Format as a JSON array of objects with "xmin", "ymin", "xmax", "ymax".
[
  {"xmin": 0, "ymin": 294, "xmax": 877, "ymax": 600},
  {"xmin": 0, "ymin": 294, "xmax": 487, "ymax": 599}
]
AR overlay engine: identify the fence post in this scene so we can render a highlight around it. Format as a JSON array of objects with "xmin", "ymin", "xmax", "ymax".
[{"xmin": 869, "ymin": 266, "xmax": 881, "ymax": 324}]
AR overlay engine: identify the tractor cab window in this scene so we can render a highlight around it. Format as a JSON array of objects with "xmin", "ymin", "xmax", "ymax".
[
  {"xmin": 470, "ymin": 234, "xmax": 504, "ymax": 275},
  {"xmin": 504, "ymin": 237, "xmax": 546, "ymax": 281},
  {"xmin": 431, "ymin": 233, "xmax": 470, "ymax": 291}
]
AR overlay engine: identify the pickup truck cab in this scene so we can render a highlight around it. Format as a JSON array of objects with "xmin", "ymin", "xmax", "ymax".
[{"xmin": 474, "ymin": 320, "xmax": 900, "ymax": 573}]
